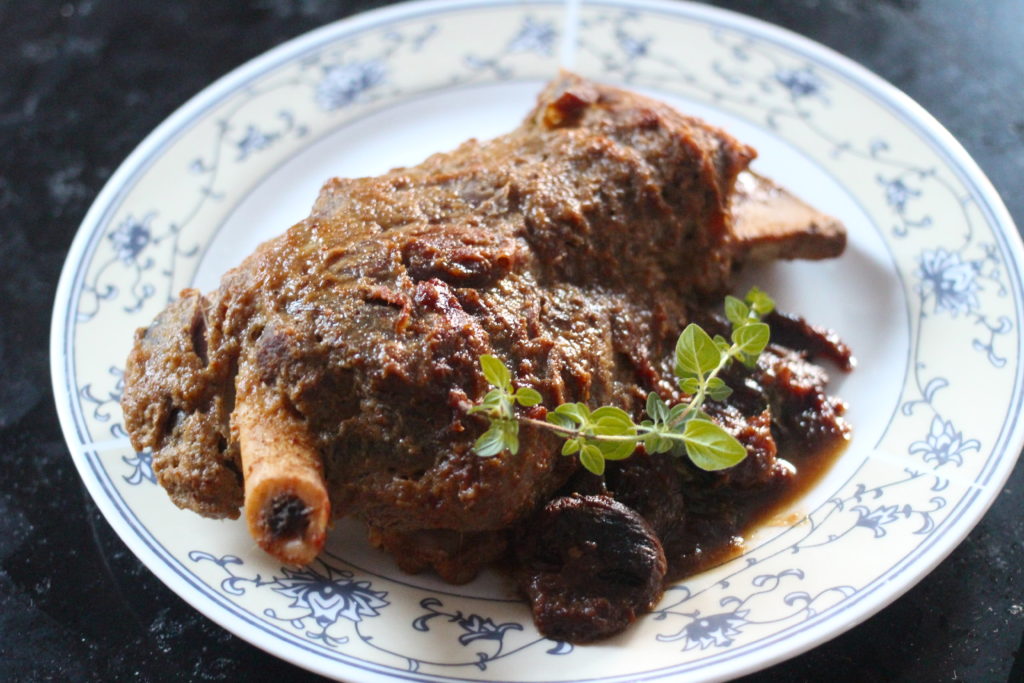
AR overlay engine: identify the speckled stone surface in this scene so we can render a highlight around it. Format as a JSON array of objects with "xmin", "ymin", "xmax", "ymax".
[{"xmin": 2, "ymin": 1, "xmax": 1023, "ymax": 680}]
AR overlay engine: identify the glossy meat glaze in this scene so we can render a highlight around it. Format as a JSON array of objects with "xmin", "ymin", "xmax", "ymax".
[{"xmin": 121, "ymin": 74, "xmax": 849, "ymax": 638}]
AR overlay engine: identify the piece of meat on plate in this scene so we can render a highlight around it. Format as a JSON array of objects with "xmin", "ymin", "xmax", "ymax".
[{"xmin": 120, "ymin": 72, "xmax": 847, "ymax": 581}]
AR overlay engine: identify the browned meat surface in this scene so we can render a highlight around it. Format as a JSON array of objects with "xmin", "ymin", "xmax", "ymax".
[
  {"xmin": 121, "ymin": 73, "xmax": 849, "ymax": 599},
  {"xmin": 765, "ymin": 310, "xmax": 855, "ymax": 371},
  {"xmin": 125, "ymin": 290, "xmax": 243, "ymax": 517},
  {"xmin": 730, "ymin": 170, "xmax": 846, "ymax": 263}
]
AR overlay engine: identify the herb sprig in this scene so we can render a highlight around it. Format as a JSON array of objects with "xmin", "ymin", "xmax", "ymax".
[{"xmin": 469, "ymin": 287, "xmax": 775, "ymax": 475}]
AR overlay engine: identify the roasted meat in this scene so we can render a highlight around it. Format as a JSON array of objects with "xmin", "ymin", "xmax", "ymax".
[
  {"xmin": 121, "ymin": 73, "xmax": 848, "ymax": 604},
  {"xmin": 730, "ymin": 169, "xmax": 846, "ymax": 263}
]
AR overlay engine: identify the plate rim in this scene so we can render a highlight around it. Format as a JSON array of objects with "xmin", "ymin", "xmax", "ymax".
[{"xmin": 50, "ymin": 0, "xmax": 1024, "ymax": 681}]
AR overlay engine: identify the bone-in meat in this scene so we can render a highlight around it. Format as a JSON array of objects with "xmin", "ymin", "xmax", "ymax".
[{"xmin": 121, "ymin": 74, "xmax": 847, "ymax": 589}]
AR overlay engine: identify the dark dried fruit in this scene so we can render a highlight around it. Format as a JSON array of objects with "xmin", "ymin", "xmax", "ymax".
[{"xmin": 517, "ymin": 494, "xmax": 667, "ymax": 643}]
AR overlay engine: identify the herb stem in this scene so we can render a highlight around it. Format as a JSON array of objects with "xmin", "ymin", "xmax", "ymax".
[
  {"xmin": 519, "ymin": 416, "xmax": 647, "ymax": 443},
  {"xmin": 666, "ymin": 347, "xmax": 732, "ymax": 429},
  {"xmin": 520, "ymin": 415, "xmax": 687, "ymax": 445}
]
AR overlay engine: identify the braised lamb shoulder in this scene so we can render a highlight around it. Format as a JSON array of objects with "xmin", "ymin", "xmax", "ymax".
[{"xmin": 121, "ymin": 73, "xmax": 848, "ymax": 630}]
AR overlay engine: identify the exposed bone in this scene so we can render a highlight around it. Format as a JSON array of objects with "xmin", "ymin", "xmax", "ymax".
[{"xmin": 234, "ymin": 389, "xmax": 330, "ymax": 565}]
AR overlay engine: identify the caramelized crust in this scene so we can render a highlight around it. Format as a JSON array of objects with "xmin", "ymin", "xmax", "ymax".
[{"xmin": 121, "ymin": 73, "xmax": 847, "ymax": 583}]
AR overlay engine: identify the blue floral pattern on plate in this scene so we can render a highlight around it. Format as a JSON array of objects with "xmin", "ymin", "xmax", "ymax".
[{"xmin": 52, "ymin": 2, "xmax": 1023, "ymax": 681}]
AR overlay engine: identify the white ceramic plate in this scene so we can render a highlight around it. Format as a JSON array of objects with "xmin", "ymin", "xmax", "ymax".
[{"xmin": 51, "ymin": 1, "xmax": 1024, "ymax": 680}]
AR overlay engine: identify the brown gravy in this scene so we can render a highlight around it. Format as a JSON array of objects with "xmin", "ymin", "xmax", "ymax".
[{"xmin": 669, "ymin": 429, "xmax": 850, "ymax": 580}]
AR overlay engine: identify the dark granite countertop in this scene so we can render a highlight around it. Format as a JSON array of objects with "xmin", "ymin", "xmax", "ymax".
[{"xmin": 3, "ymin": 1, "xmax": 1023, "ymax": 680}]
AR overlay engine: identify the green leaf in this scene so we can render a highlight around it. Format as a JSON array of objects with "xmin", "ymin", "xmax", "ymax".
[
  {"xmin": 590, "ymin": 407, "xmax": 637, "ymax": 461},
  {"xmin": 705, "ymin": 377, "xmax": 733, "ymax": 402},
  {"xmin": 646, "ymin": 392, "xmax": 667, "ymax": 423},
  {"xmin": 643, "ymin": 431, "xmax": 674, "ymax": 454},
  {"xmin": 678, "ymin": 377, "xmax": 701, "ymax": 395},
  {"xmin": 724, "ymin": 295, "xmax": 750, "ymax": 327},
  {"xmin": 745, "ymin": 287, "xmax": 775, "ymax": 317},
  {"xmin": 667, "ymin": 402, "xmax": 693, "ymax": 425},
  {"xmin": 553, "ymin": 402, "xmax": 590, "ymax": 425},
  {"xmin": 675, "ymin": 323, "xmax": 722, "ymax": 379},
  {"xmin": 591, "ymin": 429, "xmax": 636, "ymax": 461},
  {"xmin": 579, "ymin": 444, "xmax": 606, "ymax": 476},
  {"xmin": 595, "ymin": 439, "xmax": 636, "ymax": 461},
  {"xmin": 500, "ymin": 419, "xmax": 520, "ymax": 455},
  {"xmin": 562, "ymin": 438, "xmax": 582, "ymax": 455},
  {"xmin": 473, "ymin": 424, "xmax": 507, "ymax": 457},
  {"xmin": 480, "ymin": 354, "xmax": 511, "ymax": 390},
  {"xmin": 682, "ymin": 419, "xmax": 747, "ymax": 471},
  {"xmin": 467, "ymin": 388, "xmax": 503, "ymax": 415},
  {"xmin": 515, "ymin": 387, "xmax": 543, "ymax": 407},
  {"xmin": 713, "ymin": 334, "xmax": 732, "ymax": 355},
  {"xmin": 732, "ymin": 321, "xmax": 770, "ymax": 359},
  {"xmin": 467, "ymin": 392, "xmax": 513, "ymax": 419},
  {"xmin": 546, "ymin": 412, "xmax": 575, "ymax": 430},
  {"xmin": 592, "ymin": 406, "xmax": 634, "ymax": 428}
]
